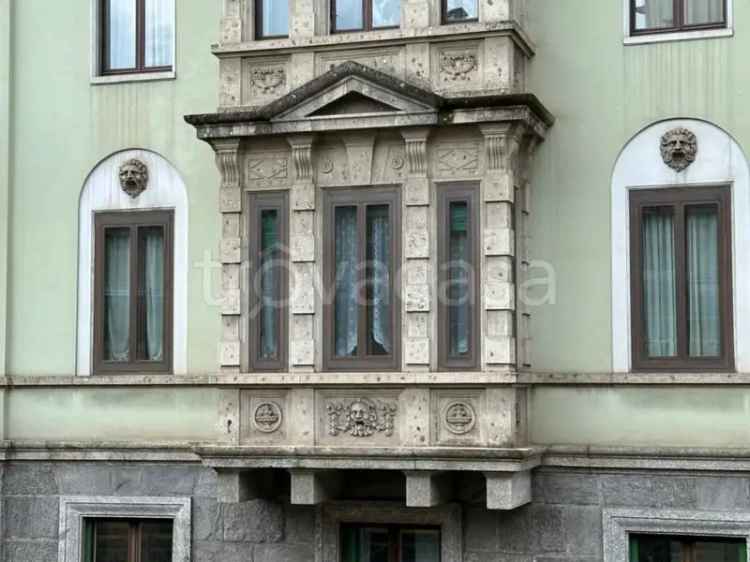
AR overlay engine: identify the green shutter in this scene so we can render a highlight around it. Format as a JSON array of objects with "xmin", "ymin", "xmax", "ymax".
[
  {"xmin": 261, "ymin": 210, "xmax": 278, "ymax": 252},
  {"xmin": 739, "ymin": 541, "xmax": 747, "ymax": 562},
  {"xmin": 629, "ymin": 535, "xmax": 639, "ymax": 562},
  {"xmin": 83, "ymin": 519, "xmax": 95, "ymax": 562},
  {"xmin": 450, "ymin": 202, "xmax": 468, "ymax": 233}
]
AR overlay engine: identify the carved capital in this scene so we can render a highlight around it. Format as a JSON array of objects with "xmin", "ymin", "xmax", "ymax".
[
  {"xmin": 287, "ymin": 135, "xmax": 315, "ymax": 181},
  {"xmin": 212, "ymin": 138, "xmax": 241, "ymax": 190},
  {"xmin": 480, "ymin": 124, "xmax": 525, "ymax": 172},
  {"xmin": 401, "ymin": 128, "xmax": 431, "ymax": 176}
]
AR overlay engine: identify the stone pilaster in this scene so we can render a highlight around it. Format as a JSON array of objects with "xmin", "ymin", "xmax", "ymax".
[
  {"xmin": 480, "ymin": 124, "xmax": 524, "ymax": 369},
  {"xmin": 287, "ymin": 135, "xmax": 316, "ymax": 370},
  {"xmin": 220, "ymin": 0, "xmax": 243, "ymax": 44},
  {"xmin": 516, "ymin": 137, "xmax": 538, "ymax": 369},
  {"xmin": 213, "ymin": 138, "xmax": 243, "ymax": 372},
  {"xmin": 401, "ymin": 128, "xmax": 432, "ymax": 369}
]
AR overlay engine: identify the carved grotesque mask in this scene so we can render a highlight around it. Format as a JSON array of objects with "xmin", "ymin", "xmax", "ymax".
[
  {"xmin": 119, "ymin": 159, "xmax": 149, "ymax": 198},
  {"xmin": 350, "ymin": 401, "xmax": 368, "ymax": 425},
  {"xmin": 660, "ymin": 128, "xmax": 698, "ymax": 172}
]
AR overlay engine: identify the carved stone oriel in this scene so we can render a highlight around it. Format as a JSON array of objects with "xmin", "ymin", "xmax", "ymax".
[
  {"xmin": 327, "ymin": 397, "xmax": 397, "ymax": 438},
  {"xmin": 253, "ymin": 402, "xmax": 283, "ymax": 433},
  {"xmin": 440, "ymin": 53, "xmax": 478, "ymax": 81},
  {"xmin": 444, "ymin": 401, "xmax": 477, "ymax": 435},
  {"xmin": 660, "ymin": 127, "xmax": 698, "ymax": 172},
  {"xmin": 119, "ymin": 159, "xmax": 149, "ymax": 199}
]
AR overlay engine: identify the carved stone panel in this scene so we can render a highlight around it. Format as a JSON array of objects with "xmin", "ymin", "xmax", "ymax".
[
  {"xmin": 432, "ymin": 389, "xmax": 484, "ymax": 446},
  {"xmin": 432, "ymin": 42, "xmax": 482, "ymax": 92},
  {"xmin": 433, "ymin": 141, "xmax": 482, "ymax": 178},
  {"xmin": 315, "ymin": 144, "xmax": 349, "ymax": 186},
  {"xmin": 240, "ymin": 390, "xmax": 289, "ymax": 444},
  {"xmin": 245, "ymin": 151, "xmax": 291, "ymax": 189},
  {"xmin": 243, "ymin": 56, "xmax": 290, "ymax": 105},
  {"xmin": 317, "ymin": 390, "xmax": 402, "ymax": 446},
  {"xmin": 372, "ymin": 141, "xmax": 407, "ymax": 184}
]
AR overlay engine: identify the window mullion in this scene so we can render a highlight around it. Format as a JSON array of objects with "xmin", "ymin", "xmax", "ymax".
[
  {"xmin": 357, "ymin": 204, "xmax": 367, "ymax": 358},
  {"xmin": 129, "ymin": 225, "xmax": 140, "ymax": 366},
  {"xmin": 675, "ymin": 0, "xmax": 684, "ymax": 29},
  {"xmin": 674, "ymin": 202, "xmax": 689, "ymax": 362},
  {"xmin": 136, "ymin": 0, "xmax": 146, "ymax": 70}
]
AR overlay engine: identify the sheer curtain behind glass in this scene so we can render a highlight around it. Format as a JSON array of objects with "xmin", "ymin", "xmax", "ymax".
[
  {"xmin": 373, "ymin": 0, "xmax": 401, "ymax": 28},
  {"xmin": 634, "ymin": 0, "xmax": 674, "ymax": 30},
  {"xmin": 145, "ymin": 0, "xmax": 173, "ymax": 67},
  {"xmin": 107, "ymin": 0, "xmax": 136, "ymax": 69},
  {"xmin": 262, "ymin": 0, "xmax": 289, "ymax": 36},
  {"xmin": 335, "ymin": 207, "xmax": 358, "ymax": 357},
  {"xmin": 448, "ymin": 202, "xmax": 469, "ymax": 356},
  {"xmin": 687, "ymin": 206, "xmax": 721, "ymax": 357},
  {"xmin": 685, "ymin": 0, "xmax": 724, "ymax": 25},
  {"xmin": 141, "ymin": 227, "xmax": 164, "ymax": 361},
  {"xmin": 104, "ymin": 229, "xmax": 131, "ymax": 362},
  {"xmin": 642, "ymin": 207, "xmax": 677, "ymax": 358},
  {"xmin": 367, "ymin": 205, "xmax": 392, "ymax": 355},
  {"xmin": 260, "ymin": 210, "xmax": 279, "ymax": 359}
]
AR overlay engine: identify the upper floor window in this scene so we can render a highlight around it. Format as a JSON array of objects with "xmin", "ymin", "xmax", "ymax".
[
  {"xmin": 100, "ymin": 0, "xmax": 174, "ymax": 75},
  {"xmin": 323, "ymin": 187, "xmax": 401, "ymax": 371},
  {"xmin": 629, "ymin": 186, "xmax": 733, "ymax": 371},
  {"xmin": 341, "ymin": 525, "xmax": 440, "ymax": 562},
  {"xmin": 332, "ymin": 0, "xmax": 401, "ymax": 32},
  {"xmin": 630, "ymin": 534, "xmax": 747, "ymax": 562},
  {"xmin": 84, "ymin": 518, "xmax": 173, "ymax": 562},
  {"xmin": 94, "ymin": 210, "xmax": 174, "ymax": 374},
  {"xmin": 442, "ymin": 0, "xmax": 478, "ymax": 23},
  {"xmin": 630, "ymin": 0, "xmax": 726, "ymax": 35},
  {"xmin": 256, "ymin": 0, "xmax": 289, "ymax": 39}
]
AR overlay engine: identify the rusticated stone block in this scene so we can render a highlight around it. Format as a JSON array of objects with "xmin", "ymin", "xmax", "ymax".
[
  {"xmin": 405, "ymin": 177, "xmax": 430, "ymax": 206},
  {"xmin": 3, "ymin": 463, "xmax": 57, "ymax": 495},
  {"xmin": 484, "ymin": 228, "xmax": 513, "ymax": 257},
  {"xmin": 223, "ymin": 213, "xmax": 240, "ymax": 237},
  {"xmin": 293, "ymin": 182, "xmax": 315, "ymax": 210},
  {"xmin": 486, "ymin": 201, "xmax": 512, "ymax": 229},
  {"xmin": 221, "ymin": 237, "xmax": 241, "ymax": 264},
  {"xmin": 291, "ymin": 338, "xmax": 315, "ymax": 367},
  {"xmin": 487, "ymin": 310, "xmax": 513, "ymax": 337},
  {"xmin": 405, "ymin": 337, "xmax": 430, "ymax": 365},
  {"xmin": 223, "ymin": 500, "xmax": 284, "ymax": 542},
  {"xmin": 4, "ymin": 496, "xmax": 59, "ymax": 539},
  {"xmin": 220, "ymin": 187, "xmax": 242, "ymax": 213},
  {"xmin": 222, "ymin": 315, "xmax": 240, "ymax": 341},
  {"xmin": 486, "ymin": 256, "xmax": 513, "ymax": 283},
  {"xmin": 220, "ymin": 341, "xmax": 241, "ymax": 367},
  {"xmin": 484, "ymin": 175, "xmax": 514, "ymax": 203},
  {"xmin": 222, "ymin": 288, "xmax": 241, "ymax": 315},
  {"xmin": 405, "ymin": 284, "xmax": 430, "ymax": 312},
  {"xmin": 406, "ymin": 230, "xmax": 430, "ymax": 258},
  {"xmin": 484, "ymin": 336, "xmax": 515, "ymax": 365},
  {"xmin": 407, "ymin": 311, "xmax": 429, "ymax": 338},
  {"xmin": 222, "ymin": 264, "xmax": 240, "ymax": 290},
  {"xmin": 485, "ymin": 281, "xmax": 514, "ymax": 310},
  {"xmin": 291, "ymin": 262, "xmax": 315, "ymax": 314}
]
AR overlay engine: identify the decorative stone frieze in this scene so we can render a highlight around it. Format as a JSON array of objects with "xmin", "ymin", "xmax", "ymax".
[{"xmin": 326, "ymin": 397, "xmax": 398, "ymax": 438}]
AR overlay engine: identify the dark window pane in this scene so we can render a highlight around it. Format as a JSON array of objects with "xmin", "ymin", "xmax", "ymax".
[
  {"xmin": 684, "ymin": 0, "xmax": 724, "ymax": 26},
  {"xmin": 261, "ymin": 0, "xmax": 289, "ymax": 36},
  {"xmin": 106, "ymin": 0, "xmax": 137, "ymax": 69},
  {"xmin": 140, "ymin": 520, "xmax": 174, "ymax": 562},
  {"xmin": 630, "ymin": 535, "xmax": 683, "ymax": 562},
  {"xmin": 641, "ymin": 207, "xmax": 677, "ymax": 358},
  {"xmin": 341, "ymin": 527, "xmax": 390, "ymax": 562},
  {"xmin": 401, "ymin": 530, "xmax": 441, "ymax": 562},
  {"xmin": 694, "ymin": 540, "xmax": 747, "ymax": 562},
  {"xmin": 104, "ymin": 228, "xmax": 131, "ymax": 362},
  {"xmin": 633, "ymin": 0, "xmax": 675, "ymax": 30},
  {"xmin": 448, "ymin": 201, "xmax": 470, "ymax": 358},
  {"xmin": 366, "ymin": 205, "xmax": 392, "ymax": 356},
  {"xmin": 92, "ymin": 520, "xmax": 130, "ymax": 562},
  {"xmin": 373, "ymin": 0, "xmax": 400, "ymax": 27},
  {"xmin": 686, "ymin": 205, "xmax": 721, "ymax": 357},
  {"xmin": 138, "ymin": 226, "xmax": 165, "ymax": 361},
  {"xmin": 260, "ymin": 209, "xmax": 280, "ymax": 360},
  {"xmin": 144, "ymin": 0, "xmax": 174, "ymax": 67},
  {"xmin": 335, "ymin": 0, "xmax": 364, "ymax": 30},
  {"xmin": 335, "ymin": 206, "xmax": 359, "ymax": 357},
  {"xmin": 445, "ymin": 0, "xmax": 478, "ymax": 22}
]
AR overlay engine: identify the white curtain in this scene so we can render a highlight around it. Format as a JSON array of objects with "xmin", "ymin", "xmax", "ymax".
[
  {"xmin": 108, "ymin": 0, "xmax": 136, "ymax": 69},
  {"xmin": 687, "ymin": 207, "xmax": 720, "ymax": 357},
  {"xmin": 368, "ymin": 206, "xmax": 392, "ymax": 355},
  {"xmin": 104, "ymin": 229, "xmax": 131, "ymax": 361},
  {"xmin": 263, "ymin": 0, "xmax": 289, "ymax": 36},
  {"xmin": 260, "ymin": 210, "xmax": 279, "ymax": 360},
  {"xmin": 144, "ymin": 228, "xmax": 164, "ymax": 361},
  {"xmin": 373, "ymin": 0, "xmax": 400, "ymax": 28},
  {"xmin": 448, "ymin": 203, "xmax": 469, "ymax": 357},
  {"xmin": 335, "ymin": 207, "xmax": 359, "ymax": 357},
  {"xmin": 145, "ymin": 0, "xmax": 173, "ymax": 67},
  {"xmin": 685, "ymin": 0, "xmax": 724, "ymax": 25},
  {"xmin": 642, "ymin": 209, "xmax": 677, "ymax": 358}
]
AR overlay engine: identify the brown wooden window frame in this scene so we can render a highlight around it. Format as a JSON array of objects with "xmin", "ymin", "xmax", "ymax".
[
  {"xmin": 437, "ymin": 182, "xmax": 480, "ymax": 371},
  {"xmin": 247, "ymin": 191, "xmax": 289, "ymax": 372},
  {"xmin": 441, "ymin": 0, "xmax": 480, "ymax": 24},
  {"xmin": 330, "ymin": 0, "xmax": 401, "ymax": 33},
  {"xmin": 99, "ymin": 0, "xmax": 174, "ymax": 76},
  {"xmin": 629, "ymin": 0, "xmax": 728, "ymax": 36},
  {"xmin": 255, "ymin": 0, "xmax": 290, "ymax": 39},
  {"xmin": 629, "ymin": 533, "xmax": 747, "ymax": 562},
  {"xmin": 340, "ymin": 524, "xmax": 441, "ymax": 562},
  {"xmin": 93, "ymin": 210, "xmax": 174, "ymax": 374},
  {"xmin": 323, "ymin": 186, "xmax": 402, "ymax": 372},
  {"xmin": 84, "ymin": 518, "xmax": 174, "ymax": 562},
  {"xmin": 629, "ymin": 186, "xmax": 734, "ymax": 372}
]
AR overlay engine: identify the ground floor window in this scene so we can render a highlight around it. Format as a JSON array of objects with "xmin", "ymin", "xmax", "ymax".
[
  {"xmin": 341, "ymin": 525, "xmax": 440, "ymax": 562},
  {"xmin": 84, "ymin": 518, "xmax": 173, "ymax": 562},
  {"xmin": 630, "ymin": 534, "xmax": 747, "ymax": 562}
]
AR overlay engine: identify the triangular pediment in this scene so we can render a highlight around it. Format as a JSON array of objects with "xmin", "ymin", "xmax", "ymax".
[{"xmin": 265, "ymin": 61, "xmax": 440, "ymax": 123}]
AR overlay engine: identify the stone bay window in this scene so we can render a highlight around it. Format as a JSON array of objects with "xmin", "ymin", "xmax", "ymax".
[{"xmin": 187, "ymin": 0, "xmax": 552, "ymax": 528}]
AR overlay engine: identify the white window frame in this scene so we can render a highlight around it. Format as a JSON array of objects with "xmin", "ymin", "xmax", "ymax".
[
  {"xmin": 90, "ymin": 0, "xmax": 177, "ymax": 84},
  {"xmin": 58, "ymin": 496, "xmax": 191, "ymax": 562},
  {"xmin": 603, "ymin": 507, "xmax": 750, "ymax": 562},
  {"xmin": 623, "ymin": 0, "xmax": 734, "ymax": 45}
]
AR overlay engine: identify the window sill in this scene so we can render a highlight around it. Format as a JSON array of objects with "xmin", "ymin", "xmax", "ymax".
[
  {"xmin": 91, "ymin": 70, "xmax": 176, "ymax": 85},
  {"xmin": 624, "ymin": 27, "xmax": 733, "ymax": 45}
]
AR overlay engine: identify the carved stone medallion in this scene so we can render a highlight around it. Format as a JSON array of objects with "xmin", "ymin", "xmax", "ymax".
[
  {"xmin": 119, "ymin": 159, "xmax": 149, "ymax": 199},
  {"xmin": 440, "ymin": 53, "xmax": 477, "ymax": 81},
  {"xmin": 327, "ymin": 397, "xmax": 397, "ymax": 438},
  {"xmin": 250, "ymin": 67, "xmax": 286, "ymax": 95},
  {"xmin": 443, "ymin": 401, "xmax": 476, "ymax": 435},
  {"xmin": 253, "ymin": 402, "xmax": 283, "ymax": 433},
  {"xmin": 660, "ymin": 127, "xmax": 698, "ymax": 172}
]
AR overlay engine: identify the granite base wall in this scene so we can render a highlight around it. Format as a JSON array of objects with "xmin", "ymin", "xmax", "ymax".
[{"xmin": 1, "ymin": 462, "xmax": 747, "ymax": 562}]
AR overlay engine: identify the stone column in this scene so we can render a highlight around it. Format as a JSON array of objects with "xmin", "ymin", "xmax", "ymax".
[
  {"xmin": 213, "ymin": 139, "xmax": 243, "ymax": 373},
  {"xmin": 401, "ymin": 128, "xmax": 432, "ymax": 370},
  {"xmin": 480, "ymin": 124, "xmax": 524, "ymax": 370},
  {"xmin": 287, "ymin": 135, "xmax": 316, "ymax": 371}
]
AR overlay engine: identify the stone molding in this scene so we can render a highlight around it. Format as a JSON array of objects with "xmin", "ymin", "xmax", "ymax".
[
  {"xmin": 603, "ymin": 508, "xmax": 750, "ymax": 562},
  {"xmin": 58, "ymin": 495, "xmax": 192, "ymax": 562}
]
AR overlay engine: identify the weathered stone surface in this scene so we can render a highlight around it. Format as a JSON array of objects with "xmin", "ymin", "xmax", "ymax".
[
  {"xmin": 405, "ymin": 337, "xmax": 430, "ymax": 365},
  {"xmin": 562, "ymin": 505, "xmax": 602, "ymax": 558},
  {"xmin": 533, "ymin": 470, "xmax": 600, "ymax": 506},
  {"xmin": 284, "ymin": 505, "xmax": 316, "ymax": 544},
  {"xmin": 464, "ymin": 507, "xmax": 498, "ymax": 551},
  {"xmin": 496, "ymin": 507, "xmax": 530, "ymax": 554},
  {"xmin": 193, "ymin": 498, "xmax": 221, "ymax": 541},
  {"xmin": 4, "ymin": 463, "xmax": 57, "ymax": 495},
  {"xmin": 254, "ymin": 543, "xmax": 315, "ymax": 562},
  {"xmin": 696, "ymin": 476, "xmax": 750, "ymax": 509},
  {"xmin": 600, "ymin": 473, "xmax": 697, "ymax": 508},
  {"xmin": 223, "ymin": 500, "xmax": 284, "ymax": 542},
  {"xmin": 4, "ymin": 496, "xmax": 59, "ymax": 539},
  {"xmin": 193, "ymin": 541, "xmax": 256, "ymax": 562},
  {"xmin": 4, "ymin": 541, "xmax": 58, "ymax": 562},
  {"xmin": 529, "ymin": 504, "xmax": 564, "ymax": 553}
]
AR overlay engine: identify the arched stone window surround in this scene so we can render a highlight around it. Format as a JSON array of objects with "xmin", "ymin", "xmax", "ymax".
[
  {"xmin": 611, "ymin": 119, "xmax": 750, "ymax": 373},
  {"xmin": 76, "ymin": 149, "xmax": 188, "ymax": 376}
]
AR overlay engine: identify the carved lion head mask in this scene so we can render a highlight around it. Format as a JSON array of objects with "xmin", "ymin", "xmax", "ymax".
[
  {"xmin": 119, "ymin": 159, "xmax": 149, "ymax": 198},
  {"xmin": 660, "ymin": 128, "xmax": 698, "ymax": 173}
]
